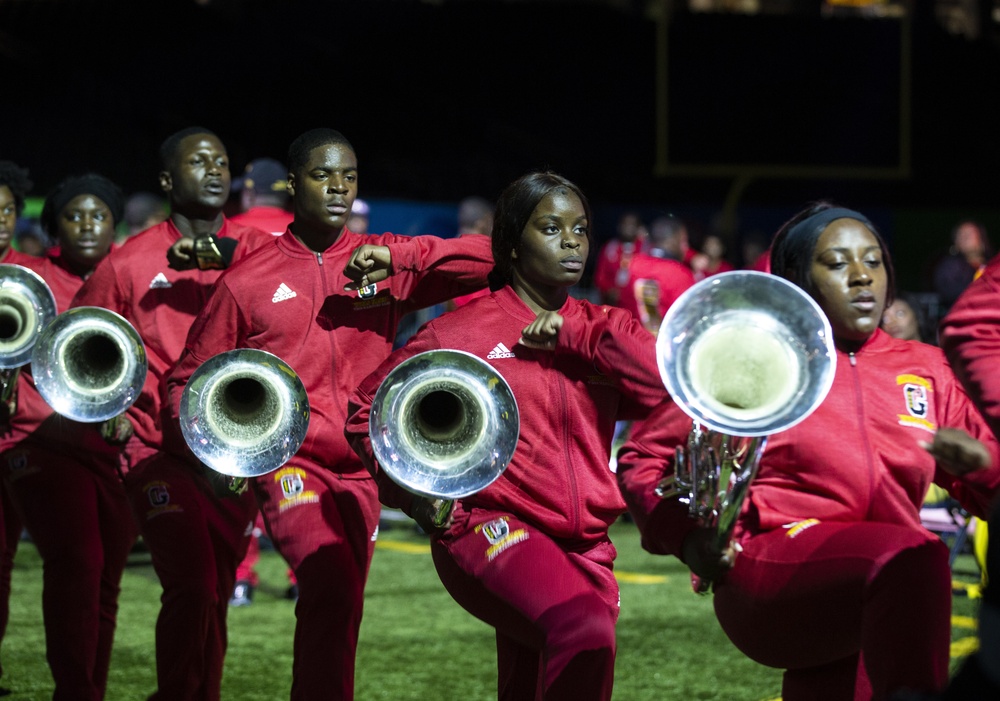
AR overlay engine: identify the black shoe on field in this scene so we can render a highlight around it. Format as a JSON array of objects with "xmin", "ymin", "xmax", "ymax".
[
  {"xmin": 285, "ymin": 584, "xmax": 299, "ymax": 601},
  {"xmin": 229, "ymin": 581, "xmax": 254, "ymax": 607}
]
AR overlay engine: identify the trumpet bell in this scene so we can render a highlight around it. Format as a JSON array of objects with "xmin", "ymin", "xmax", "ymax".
[
  {"xmin": 31, "ymin": 306, "xmax": 148, "ymax": 422},
  {"xmin": 180, "ymin": 348, "xmax": 310, "ymax": 478},
  {"xmin": 657, "ymin": 270, "xmax": 836, "ymax": 437},
  {"xmin": 0, "ymin": 263, "xmax": 57, "ymax": 369},
  {"xmin": 369, "ymin": 349, "xmax": 519, "ymax": 500}
]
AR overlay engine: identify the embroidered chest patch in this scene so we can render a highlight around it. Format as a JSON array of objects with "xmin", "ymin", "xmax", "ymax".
[{"xmin": 896, "ymin": 374, "xmax": 936, "ymax": 433}]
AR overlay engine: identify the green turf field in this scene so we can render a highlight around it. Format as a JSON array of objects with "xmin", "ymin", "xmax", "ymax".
[{"xmin": 1, "ymin": 518, "xmax": 983, "ymax": 700}]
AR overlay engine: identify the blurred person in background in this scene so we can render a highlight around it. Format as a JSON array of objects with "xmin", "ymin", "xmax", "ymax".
[
  {"xmin": 122, "ymin": 191, "xmax": 168, "ymax": 241},
  {"xmin": 933, "ymin": 220, "xmax": 991, "ymax": 312},
  {"xmin": 881, "ymin": 290, "xmax": 934, "ymax": 344},
  {"xmin": 230, "ymin": 157, "xmax": 293, "ymax": 236},
  {"xmin": 690, "ymin": 233, "xmax": 736, "ymax": 281},
  {"xmin": 446, "ymin": 195, "xmax": 495, "ymax": 311},
  {"xmin": 592, "ymin": 210, "xmax": 647, "ymax": 306},
  {"xmin": 615, "ymin": 216, "xmax": 695, "ymax": 334}
]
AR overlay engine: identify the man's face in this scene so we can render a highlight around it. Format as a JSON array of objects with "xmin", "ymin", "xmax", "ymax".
[
  {"xmin": 288, "ymin": 143, "xmax": 358, "ymax": 235},
  {"xmin": 159, "ymin": 133, "xmax": 231, "ymax": 218}
]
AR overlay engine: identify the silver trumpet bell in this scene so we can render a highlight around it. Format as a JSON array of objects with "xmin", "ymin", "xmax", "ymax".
[
  {"xmin": 369, "ymin": 349, "xmax": 519, "ymax": 500},
  {"xmin": 30, "ymin": 306, "xmax": 148, "ymax": 422},
  {"xmin": 0, "ymin": 263, "xmax": 58, "ymax": 370},
  {"xmin": 655, "ymin": 271, "xmax": 836, "ymax": 572},
  {"xmin": 179, "ymin": 348, "xmax": 310, "ymax": 478}
]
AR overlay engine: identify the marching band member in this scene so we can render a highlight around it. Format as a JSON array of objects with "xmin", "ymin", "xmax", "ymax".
[
  {"xmin": 70, "ymin": 127, "xmax": 274, "ymax": 701},
  {"xmin": 1, "ymin": 173, "xmax": 136, "ymax": 700},
  {"xmin": 617, "ymin": 201, "xmax": 1000, "ymax": 700},
  {"xmin": 0, "ymin": 159, "xmax": 40, "ymax": 696},
  {"xmin": 346, "ymin": 171, "xmax": 668, "ymax": 700},
  {"xmin": 164, "ymin": 127, "xmax": 493, "ymax": 701},
  {"xmin": 935, "ymin": 248, "xmax": 1000, "ymax": 700}
]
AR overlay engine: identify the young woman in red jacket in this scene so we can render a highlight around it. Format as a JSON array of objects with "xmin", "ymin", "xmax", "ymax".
[
  {"xmin": 617, "ymin": 201, "xmax": 1000, "ymax": 701},
  {"xmin": 2, "ymin": 173, "xmax": 138, "ymax": 700},
  {"xmin": 347, "ymin": 172, "xmax": 669, "ymax": 700}
]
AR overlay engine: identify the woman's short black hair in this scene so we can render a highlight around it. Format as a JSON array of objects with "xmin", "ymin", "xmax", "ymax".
[{"xmin": 488, "ymin": 171, "xmax": 591, "ymax": 290}]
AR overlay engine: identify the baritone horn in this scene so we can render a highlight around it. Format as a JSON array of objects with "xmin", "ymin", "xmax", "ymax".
[
  {"xmin": 0, "ymin": 264, "xmax": 57, "ymax": 406},
  {"xmin": 30, "ymin": 306, "xmax": 148, "ymax": 422},
  {"xmin": 655, "ymin": 271, "xmax": 836, "ymax": 589},
  {"xmin": 369, "ymin": 349, "xmax": 519, "ymax": 500},
  {"xmin": 179, "ymin": 349, "xmax": 310, "ymax": 482}
]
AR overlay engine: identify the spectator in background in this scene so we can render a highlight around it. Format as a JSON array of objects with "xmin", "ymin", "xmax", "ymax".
[
  {"xmin": 457, "ymin": 195, "xmax": 493, "ymax": 237},
  {"xmin": 446, "ymin": 195, "xmax": 496, "ymax": 311},
  {"xmin": 122, "ymin": 191, "xmax": 168, "ymax": 241},
  {"xmin": 741, "ymin": 229, "xmax": 772, "ymax": 272},
  {"xmin": 230, "ymin": 157, "xmax": 293, "ymax": 236},
  {"xmin": 690, "ymin": 233, "xmax": 735, "ymax": 281},
  {"xmin": 13, "ymin": 223, "xmax": 47, "ymax": 256},
  {"xmin": 933, "ymin": 220, "xmax": 991, "ymax": 311},
  {"xmin": 592, "ymin": 210, "xmax": 648, "ymax": 306},
  {"xmin": 347, "ymin": 198, "xmax": 370, "ymax": 235},
  {"xmin": 616, "ymin": 219, "xmax": 696, "ymax": 333},
  {"xmin": 882, "ymin": 290, "xmax": 934, "ymax": 344}
]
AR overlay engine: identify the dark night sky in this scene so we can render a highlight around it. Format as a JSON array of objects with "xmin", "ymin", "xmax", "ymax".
[{"xmin": 3, "ymin": 0, "xmax": 1000, "ymax": 268}]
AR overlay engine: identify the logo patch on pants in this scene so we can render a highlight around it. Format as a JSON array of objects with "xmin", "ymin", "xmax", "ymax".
[
  {"xmin": 475, "ymin": 517, "xmax": 529, "ymax": 561},
  {"xmin": 274, "ymin": 467, "xmax": 319, "ymax": 512},
  {"xmin": 143, "ymin": 480, "xmax": 183, "ymax": 519},
  {"xmin": 4, "ymin": 449, "xmax": 38, "ymax": 481}
]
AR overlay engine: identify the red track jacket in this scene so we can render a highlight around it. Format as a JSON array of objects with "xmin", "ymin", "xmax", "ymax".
[
  {"xmin": 165, "ymin": 231, "xmax": 493, "ymax": 472},
  {"xmin": 619, "ymin": 328, "xmax": 1000, "ymax": 558},
  {"xmin": 346, "ymin": 286, "xmax": 670, "ymax": 544}
]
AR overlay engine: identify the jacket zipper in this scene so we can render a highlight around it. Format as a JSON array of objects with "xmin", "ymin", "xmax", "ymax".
[
  {"xmin": 849, "ymin": 352, "xmax": 878, "ymax": 513},
  {"xmin": 558, "ymin": 378, "xmax": 580, "ymax": 534}
]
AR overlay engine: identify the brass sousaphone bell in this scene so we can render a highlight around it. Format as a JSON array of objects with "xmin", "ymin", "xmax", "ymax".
[
  {"xmin": 179, "ymin": 348, "xmax": 310, "ymax": 482},
  {"xmin": 369, "ymin": 349, "xmax": 519, "ymax": 500},
  {"xmin": 655, "ymin": 270, "xmax": 836, "ymax": 590}
]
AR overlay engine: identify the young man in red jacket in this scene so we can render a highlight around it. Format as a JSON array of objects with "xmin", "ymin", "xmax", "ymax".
[
  {"xmin": 165, "ymin": 127, "xmax": 493, "ymax": 701},
  {"xmin": 71, "ymin": 127, "xmax": 275, "ymax": 701}
]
